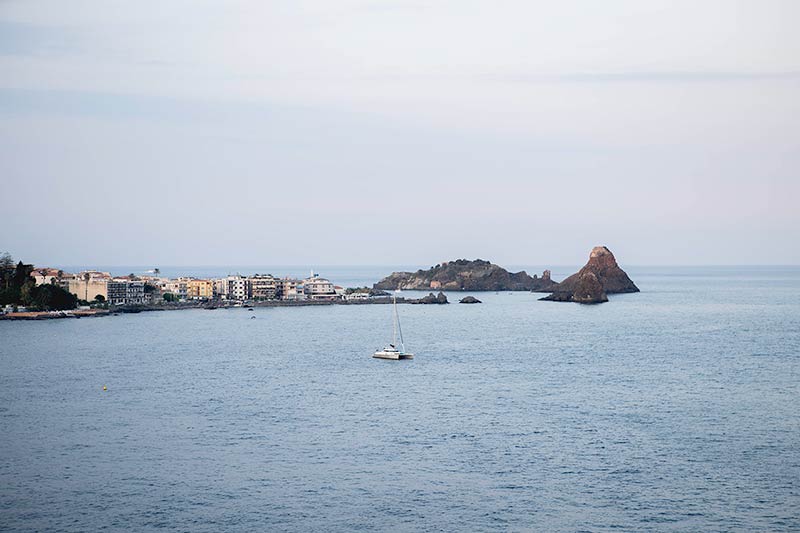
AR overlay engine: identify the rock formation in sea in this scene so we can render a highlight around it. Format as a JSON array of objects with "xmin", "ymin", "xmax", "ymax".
[
  {"xmin": 529, "ymin": 269, "xmax": 559, "ymax": 293},
  {"xmin": 374, "ymin": 259, "xmax": 555, "ymax": 291},
  {"xmin": 540, "ymin": 270, "xmax": 608, "ymax": 304},
  {"xmin": 459, "ymin": 296, "xmax": 482, "ymax": 304},
  {"xmin": 540, "ymin": 246, "xmax": 638, "ymax": 304},
  {"xmin": 411, "ymin": 291, "xmax": 449, "ymax": 304}
]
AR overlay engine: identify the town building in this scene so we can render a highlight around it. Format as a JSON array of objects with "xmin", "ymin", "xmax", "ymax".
[
  {"xmin": 31, "ymin": 268, "xmax": 64, "ymax": 286},
  {"xmin": 303, "ymin": 273, "xmax": 338, "ymax": 301},
  {"xmin": 65, "ymin": 278, "xmax": 108, "ymax": 302},
  {"xmin": 226, "ymin": 275, "xmax": 251, "ymax": 300},
  {"xmin": 250, "ymin": 274, "xmax": 279, "ymax": 300},
  {"xmin": 164, "ymin": 278, "xmax": 189, "ymax": 300},
  {"xmin": 186, "ymin": 279, "xmax": 214, "ymax": 300},
  {"xmin": 278, "ymin": 278, "xmax": 305, "ymax": 300},
  {"xmin": 107, "ymin": 280, "xmax": 146, "ymax": 305},
  {"xmin": 213, "ymin": 278, "xmax": 227, "ymax": 299}
]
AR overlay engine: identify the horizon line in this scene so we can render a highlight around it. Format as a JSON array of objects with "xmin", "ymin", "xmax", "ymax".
[{"xmin": 49, "ymin": 263, "xmax": 800, "ymax": 268}]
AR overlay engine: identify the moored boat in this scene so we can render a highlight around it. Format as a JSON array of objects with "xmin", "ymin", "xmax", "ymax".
[{"xmin": 373, "ymin": 291, "xmax": 414, "ymax": 360}]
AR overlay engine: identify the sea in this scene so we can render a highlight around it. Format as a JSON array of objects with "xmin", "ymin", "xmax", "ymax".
[{"xmin": 1, "ymin": 266, "xmax": 799, "ymax": 532}]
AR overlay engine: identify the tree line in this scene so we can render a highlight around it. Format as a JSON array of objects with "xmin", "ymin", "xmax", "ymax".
[{"xmin": 0, "ymin": 252, "xmax": 78, "ymax": 311}]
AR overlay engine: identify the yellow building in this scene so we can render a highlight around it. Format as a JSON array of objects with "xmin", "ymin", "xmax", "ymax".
[{"xmin": 186, "ymin": 279, "xmax": 214, "ymax": 300}]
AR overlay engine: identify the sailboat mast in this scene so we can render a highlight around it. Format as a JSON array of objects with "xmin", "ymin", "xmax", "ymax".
[
  {"xmin": 394, "ymin": 291, "xmax": 405, "ymax": 352},
  {"xmin": 392, "ymin": 292, "xmax": 398, "ymax": 347},
  {"xmin": 397, "ymin": 307, "xmax": 405, "ymax": 353}
]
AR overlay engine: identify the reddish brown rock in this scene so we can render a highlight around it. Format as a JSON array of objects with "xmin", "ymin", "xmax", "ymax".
[{"xmin": 541, "ymin": 246, "xmax": 637, "ymax": 304}]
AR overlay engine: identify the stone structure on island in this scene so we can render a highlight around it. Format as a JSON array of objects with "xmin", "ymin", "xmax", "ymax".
[
  {"xmin": 541, "ymin": 246, "xmax": 638, "ymax": 304},
  {"xmin": 374, "ymin": 259, "xmax": 556, "ymax": 292},
  {"xmin": 459, "ymin": 296, "xmax": 482, "ymax": 304}
]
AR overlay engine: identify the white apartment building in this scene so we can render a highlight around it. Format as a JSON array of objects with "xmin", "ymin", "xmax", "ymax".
[{"xmin": 226, "ymin": 275, "xmax": 251, "ymax": 300}]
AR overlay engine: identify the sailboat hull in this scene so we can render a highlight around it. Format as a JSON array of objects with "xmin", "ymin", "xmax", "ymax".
[{"xmin": 372, "ymin": 351, "xmax": 414, "ymax": 360}]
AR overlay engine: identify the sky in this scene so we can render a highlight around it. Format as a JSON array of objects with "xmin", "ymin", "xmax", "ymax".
[{"xmin": 1, "ymin": 0, "xmax": 799, "ymax": 267}]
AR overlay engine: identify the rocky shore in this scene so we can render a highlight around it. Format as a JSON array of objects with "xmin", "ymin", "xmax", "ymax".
[
  {"xmin": 1, "ymin": 293, "xmax": 452, "ymax": 320},
  {"xmin": 0, "ymin": 309, "xmax": 111, "ymax": 320}
]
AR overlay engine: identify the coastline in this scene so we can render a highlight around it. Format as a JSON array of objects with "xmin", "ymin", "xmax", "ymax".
[{"xmin": 0, "ymin": 295, "xmax": 441, "ymax": 321}]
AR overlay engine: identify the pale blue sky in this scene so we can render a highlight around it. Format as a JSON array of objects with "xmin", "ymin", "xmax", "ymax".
[{"xmin": 1, "ymin": 0, "xmax": 799, "ymax": 266}]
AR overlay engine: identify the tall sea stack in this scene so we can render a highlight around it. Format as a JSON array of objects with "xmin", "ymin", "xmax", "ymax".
[{"xmin": 541, "ymin": 246, "xmax": 638, "ymax": 304}]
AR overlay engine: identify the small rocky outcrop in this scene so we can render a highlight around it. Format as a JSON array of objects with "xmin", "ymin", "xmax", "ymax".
[
  {"xmin": 541, "ymin": 246, "xmax": 637, "ymax": 304},
  {"xmin": 374, "ymin": 259, "xmax": 541, "ymax": 291},
  {"xmin": 459, "ymin": 296, "xmax": 482, "ymax": 304},
  {"xmin": 411, "ymin": 291, "xmax": 449, "ymax": 304},
  {"xmin": 530, "ymin": 269, "xmax": 559, "ymax": 292}
]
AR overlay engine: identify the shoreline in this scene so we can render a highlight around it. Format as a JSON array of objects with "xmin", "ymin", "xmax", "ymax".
[{"xmin": 0, "ymin": 295, "xmax": 449, "ymax": 321}]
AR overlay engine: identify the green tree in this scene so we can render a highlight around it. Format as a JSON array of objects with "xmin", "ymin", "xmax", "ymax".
[
  {"xmin": 13, "ymin": 261, "xmax": 33, "ymax": 289},
  {"xmin": 94, "ymin": 294, "xmax": 106, "ymax": 303},
  {"xmin": 31, "ymin": 284, "xmax": 78, "ymax": 311},
  {"xmin": 0, "ymin": 252, "xmax": 14, "ymax": 289},
  {"xmin": 20, "ymin": 280, "xmax": 36, "ymax": 306}
]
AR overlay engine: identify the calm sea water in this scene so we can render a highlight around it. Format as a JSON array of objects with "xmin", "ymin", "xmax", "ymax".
[{"xmin": 1, "ymin": 267, "xmax": 799, "ymax": 532}]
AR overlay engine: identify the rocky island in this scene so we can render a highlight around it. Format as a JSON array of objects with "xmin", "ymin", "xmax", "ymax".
[
  {"xmin": 374, "ymin": 259, "xmax": 556, "ymax": 292},
  {"xmin": 540, "ymin": 246, "xmax": 638, "ymax": 304}
]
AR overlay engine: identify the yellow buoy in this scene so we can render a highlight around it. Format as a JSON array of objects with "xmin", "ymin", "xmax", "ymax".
[{"xmin": 103, "ymin": 385, "xmax": 107, "ymax": 391}]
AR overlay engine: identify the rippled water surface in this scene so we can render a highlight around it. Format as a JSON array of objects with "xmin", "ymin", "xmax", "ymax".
[{"xmin": 2, "ymin": 267, "xmax": 799, "ymax": 532}]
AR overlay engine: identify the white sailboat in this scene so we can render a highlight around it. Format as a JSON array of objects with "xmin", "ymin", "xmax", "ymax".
[{"xmin": 373, "ymin": 291, "xmax": 414, "ymax": 360}]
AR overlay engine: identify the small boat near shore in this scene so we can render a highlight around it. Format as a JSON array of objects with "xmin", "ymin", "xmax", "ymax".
[{"xmin": 373, "ymin": 291, "xmax": 414, "ymax": 360}]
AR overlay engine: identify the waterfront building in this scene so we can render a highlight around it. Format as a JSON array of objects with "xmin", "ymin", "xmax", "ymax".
[
  {"xmin": 164, "ymin": 278, "xmax": 189, "ymax": 300},
  {"xmin": 278, "ymin": 278, "xmax": 305, "ymax": 301},
  {"xmin": 212, "ymin": 278, "xmax": 227, "ymax": 299},
  {"xmin": 226, "ymin": 275, "xmax": 251, "ymax": 300},
  {"xmin": 65, "ymin": 278, "xmax": 108, "ymax": 302},
  {"xmin": 186, "ymin": 279, "xmax": 214, "ymax": 300},
  {"xmin": 303, "ymin": 273, "xmax": 338, "ymax": 301},
  {"xmin": 107, "ymin": 280, "xmax": 146, "ymax": 305},
  {"xmin": 250, "ymin": 274, "xmax": 279, "ymax": 300}
]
